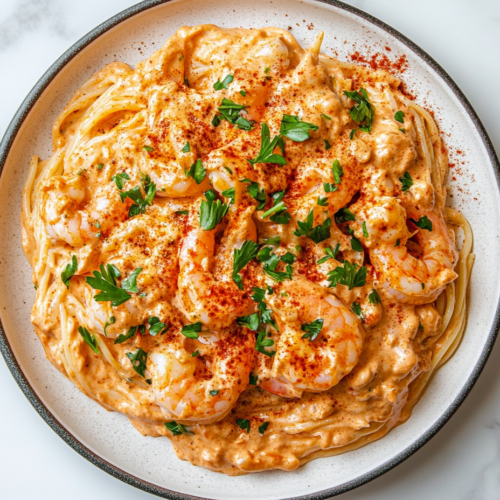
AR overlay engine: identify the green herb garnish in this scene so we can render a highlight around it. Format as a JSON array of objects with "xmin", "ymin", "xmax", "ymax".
[
  {"xmin": 232, "ymin": 239, "xmax": 259, "ymax": 290},
  {"xmin": 61, "ymin": 255, "xmax": 77, "ymax": 288},
  {"xmin": 181, "ymin": 322, "xmax": 202, "ymax": 339},
  {"xmin": 199, "ymin": 189, "xmax": 229, "ymax": 230},
  {"xmin": 240, "ymin": 178, "xmax": 266, "ymax": 209},
  {"xmin": 248, "ymin": 123, "xmax": 286, "ymax": 166},
  {"xmin": 165, "ymin": 421, "xmax": 192, "ymax": 436},
  {"xmin": 327, "ymin": 261, "xmax": 367, "ymax": 290},
  {"xmin": 343, "ymin": 88, "xmax": 375, "ymax": 132},
  {"xmin": 410, "ymin": 216, "xmax": 433, "ymax": 231},
  {"xmin": 400, "ymin": 171, "xmax": 413, "ymax": 192},
  {"xmin": 221, "ymin": 187, "xmax": 235, "ymax": 204},
  {"xmin": 181, "ymin": 142, "xmax": 190, "ymax": 153},
  {"xmin": 258, "ymin": 422, "xmax": 269, "ymax": 434},
  {"xmin": 85, "ymin": 264, "xmax": 131, "ymax": 307},
  {"xmin": 148, "ymin": 316, "xmax": 168, "ymax": 336},
  {"xmin": 394, "ymin": 110, "xmax": 405, "ymax": 123},
  {"xmin": 185, "ymin": 158, "xmax": 206, "ymax": 184},
  {"xmin": 214, "ymin": 74, "xmax": 234, "ymax": 91},
  {"xmin": 334, "ymin": 207, "xmax": 355, "ymax": 224},
  {"xmin": 368, "ymin": 289, "xmax": 381, "ymax": 305},
  {"xmin": 112, "ymin": 172, "xmax": 130, "ymax": 190},
  {"xmin": 104, "ymin": 316, "xmax": 115, "ymax": 337},
  {"xmin": 126, "ymin": 348, "xmax": 147, "ymax": 377},
  {"xmin": 114, "ymin": 326, "xmax": 137, "ymax": 345},
  {"xmin": 294, "ymin": 209, "xmax": 332, "ymax": 244},
  {"xmin": 236, "ymin": 418, "xmax": 251, "ymax": 433},
  {"xmin": 78, "ymin": 326, "xmax": 99, "ymax": 354},
  {"xmin": 301, "ymin": 318, "xmax": 324, "ymax": 341},
  {"xmin": 255, "ymin": 330, "xmax": 276, "ymax": 357},
  {"xmin": 317, "ymin": 243, "xmax": 340, "ymax": 264},
  {"xmin": 279, "ymin": 115, "xmax": 318, "ymax": 142}
]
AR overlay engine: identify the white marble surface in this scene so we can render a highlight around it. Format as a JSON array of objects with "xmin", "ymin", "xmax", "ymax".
[{"xmin": 0, "ymin": 0, "xmax": 499, "ymax": 498}]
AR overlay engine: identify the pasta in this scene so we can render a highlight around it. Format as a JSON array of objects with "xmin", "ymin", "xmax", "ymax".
[{"xmin": 21, "ymin": 25, "xmax": 473, "ymax": 475}]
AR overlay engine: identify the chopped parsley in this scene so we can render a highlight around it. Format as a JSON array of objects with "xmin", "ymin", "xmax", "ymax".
[
  {"xmin": 232, "ymin": 239, "xmax": 259, "ymax": 290},
  {"xmin": 343, "ymin": 88, "xmax": 375, "ymax": 132},
  {"xmin": 257, "ymin": 246, "xmax": 293, "ymax": 282},
  {"xmin": 104, "ymin": 316, "xmax": 115, "ymax": 337},
  {"xmin": 301, "ymin": 318, "xmax": 324, "ymax": 341},
  {"xmin": 400, "ymin": 171, "xmax": 413, "ymax": 192},
  {"xmin": 97, "ymin": 163, "xmax": 104, "ymax": 170},
  {"xmin": 121, "ymin": 267, "xmax": 142, "ymax": 293},
  {"xmin": 350, "ymin": 129, "xmax": 356, "ymax": 140},
  {"xmin": 236, "ymin": 418, "xmax": 251, "ymax": 433},
  {"xmin": 199, "ymin": 189, "xmax": 229, "ymax": 230},
  {"xmin": 279, "ymin": 114, "xmax": 318, "ymax": 142},
  {"xmin": 181, "ymin": 322, "xmax": 202, "ymax": 339},
  {"xmin": 410, "ymin": 215, "xmax": 433, "ymax": 231},
  {"xmin": 61, "ymin": 255, "xmax": 77, "ymax": 288},
  {"xmin": 249, "ymin": 373, "xmax": 258, "ymax": 385},
  {"xmin": 332, "ymin": 160, "xmax": 343, "ymax": 184},
  {"xmin": 348, "ymin": 228, "xmax": 363, "ymax": 252},
  {"xmin": 223, "ymin": 166, "xmax": 233, "ymax": 175},
  {"xmin": 85, "ymin": 264, "xmax": 131, "ymax": 307},
  {"xmin": 191, "ymin": 349, "xmax": 200, "ymax": 357},
  {"xmin": 112, "ymin": 172, "xmax": 130, "ymax": 190},
  {"xmin": 395, "ymin": 239, "xmax": 400, "ymax": 247},
  {"xmin": 328, "ymin": 261, "xmax": 367, "ymax": 289},
  {"xmin": 362, "ymin": 221, "xmax": 369, "ymax": 238},
  {"xmin": 294, "ymin": 209, "xmax": 332, "ymax": 244},
  {"xmin": 176, "ymin": 210, "xmax": 189, "ymax": 215},
  {"xmin": 394, "ymin": 110, "xmax": 405, "ymax": 123},
  {"xmin": 248, "ymin": 123, "xmax": 286, "ymax": 166},
  {"xmin": 368, "ymin": 289, "xmax": 381, "ymax": 305},
  {"xmin": 258, "ymin": 422, "xmax": 269, "ymax": 434},
  {"xmin": 210, "ymin": 389, "xmax": 219, "ymax": 396},
  {"xmin": 119, "ymin": 179, "xmax": 156, "ymax": 218},
  {"xmin": 114, "ymin": 326, "xmax": 138, "ymax": 345},
  {"xmin": 143, "ymin": 145, "xmax": 154, "ymax": 152},
  {"xmin": 221, "ymin": 187, "xmax": 235, "ymax": 204},
  {"xmin": 185, "ymin": 158, "xmax": 206, "ymax": 184},
  {"xmin": 317, "ymin": 196, "xmax": 328, "ymax": 207},
  {"xmin": 320, "ymin": 113, "xmax": 332, "ymax": 120},
  {"xmin": 148, "ymin": 316, "xmax": 168, "ymax": 336},
  {"xmin": 217, "ymin": 98, "xmax": 253, "ymax": 130},
  {"xmin": 240, "ymin": 90, "xmax": 247, "ymax": 97},
  {"xmin": 262, "ymin": 191, "xmax": 291, "ymax": 224},
  {"xmin": 184, "ymin": 78, "xmax": 190, "ymax": 87},
  {"xmin": 181, "ymin": 142, "xmax": 190, "ymax": 153},
  {"xmin": 214, "ymin": 74, "xmax": 234, "ymax": 91},
  {"xmin": 237, "ymin": 312, "xmax": 260, "ymax": 331},
  {"xmin": 264, "ymin": 66, "xmax": 270, "ymax": 73},
  {"xmin": 165, "ymin": 421, "xmax": 192, "ymax": 436},
  {"xmin": 324, "ymin": 183, "xmax": 338, "ymax": 193},
  {"xmin": 241, "ymin": 178, "xmax": 266, "ymax": 209},
  {"xmin": 351, "ymin": 301, "xmax": 363, "ymax": 317},
  {"xmin": 324, "ymin": 139, "xmax": 332, "ymax": 150},
  {"xmin": 335, "ymin": 207, "xmax": 356, "ymax": 224},
  {"xmin": 255, "ymin": 330, "xmax": 276, "ymax": 357},
  {"xmin": 317, "ymin": 243, "xmax": 340, "ymax": 264},
  {"xmin": 251, "ymin": 287, "xmax": 266, "ymax": 303},
  {"xmin": 78, "ymin": 326, "xmax": 99, "ymax": 354},
  {"xmin": 126, "ymin": 348, "xmax": 148, "ymax": 377}
]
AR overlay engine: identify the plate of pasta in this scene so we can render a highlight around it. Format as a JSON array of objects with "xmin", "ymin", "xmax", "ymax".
[{"xmin": 1, "ymin": 0, "xmax": 499, "ymax": 499}]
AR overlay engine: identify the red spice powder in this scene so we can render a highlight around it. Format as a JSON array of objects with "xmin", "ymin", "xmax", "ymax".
[{"xmin": 349, "ymin": 51, "xmax": 409, "ymax": 73}]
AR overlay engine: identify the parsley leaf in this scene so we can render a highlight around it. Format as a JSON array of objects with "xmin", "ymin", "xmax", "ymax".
[
  {"xmin": 259, "ymin": 421, "xmax": 269, "ymax": 434},
  {"xmin": 217, "ymin": 98, "xmax": 253, "ymax": 130},
  {"xmin": 232, "ymin": 240, "xmax": 259, "ymax": 290},
  {"xmin": 185, "ymin": 158, "xmax": 206, "ymax": 184},
  {"xmin": 258, "ymin": 301, "xmax": 278, "ymax": 331},
  {"xmin": 394, "ymin": 110, "xmax": 405, "ymax": 123},
  {"xmin": 191, "ymin": 349, "xmax": 200, "ymax": 357},
  {"xmin": 251, "ymin": 287, "xmax": 266, "ymax": 302},
  {"xmin": 78, "ymin": 326, "xmax": 99, "ymax": 354},
  {"xmin": 255, "ymin": 330, "xmax": 276, "ymax": 357},
  {"xmin": 61, "ymin": 255, "xmax": 77, "ymax": 288},
  {"xmin": 317, "ymin": 243, "xmax": 340, "ymax": 264},
  {"xmin": 210, "ymin": 389, "xmax": 219, "ymax": 396},
  {"xmin": 126, "ymin": 348, "xmax": 147, "ymax": 377},
  {"xmin": 362, "ymin": 221, "xmax": 369, "ymax": 238},
  {"xmin": 410, "ymin": 215, "xmax": 433, "ymax": 231},
  {"xmin": 181, "ymin": 142, "xmax": 190, "ymax": 153},
  {"xmin": 248, "ymin": 123, "xmax": 286, "ymax": 166},
  {"xmin": 236, "ymin": 418, "xmax": 251, "ymax": 433},
  {"xmin": 104, "ymin": 316, "xmax": 115, "ymax": 337},
  {"xmin": 143, "ymin": 145, "xmax": 154, "ymax": 152},
  {"xmin": 301, "ymin": 318, "xmax": 324, "ymax": 341},
  {"xmin": 279, "ymin": 114, "xmax": 318, "ymax": 142},
  {"xmin": 114, "ymin": 326, "xmax": 137, "ymax": 345},
  {"xmin": 395, "ymin": 239, "xmax": 400, "ymax": 247},
  {"xmin": 258, "ymin": 247, "xmax": 293, "ymax": 282},
  {"xmin": 317, "ymin": 196, "xmax": 328, "ymax": 206},
  {"xmin": 332, "ymin": 160, "xmax": 343, "ymax": 184},
  {"xmin": 148, "ymin": 316, "xmax": 168, "ymax": 336},
  {"xmin": 352, "ymin": 301, "xmax": 363, "ymax": 317},
  {"xmin": 214, "ymin": 74, "xmax": 234, "ymax": 91},
  {"xmin": 324, "ymin": 183, "xmax": 338, "ymax": 193},
  {"xmin": 85, "ymin": 264, "xmax": 131, "ymax": 307},
  {"xmin": 327, "ymin": 261, "xmax": 367, "ymax": 290},
  {"xmin": 121, "ymin": 267, "xmax": 142, "ymax": 293},
  {"xmin": 240, "ymin": 90, "xmax": 247, "ymax": 96},
  {"xmin": 181, "ymin": 322, "xmax": 202, "ymax": 339},
  {"xmin": 237, "ymin": 313, "xmax": 261, "ymax": 331},
  {"xmin": 241, "ymin": 178, "xmax": 266, "ymax": 209},
  {"xmin": 324, "ymin": 139, "xmax": 332, "ymax": 150},
  {"xmin": 335, "ymin": 208, "xmax": 355, "ymax": 224},
  {"xmin": 165, "ymin": 421, "xmax": 193, "ymax": 436},
  {"xmin": 199, "ymin": 189, "xmax": 229, "ymax": 230},
  {"xmin": 294, "ymin": 209, "xmax": 332, "ymax": 244},
  {"xmin": 343, "ymin": 88, "xmax": 375, "ymax": 132},
  {"xmin": 119, "ymin": 181, "xmax": 156, "ymax": 218},
  {"xmin": 400, "ymin": 171, "xmax": 413, "ymax": 192},
  {"xmin": 350, "ymin": 129, "xmax": 356, "ymax": 140},
  {"xmin": 368, "ymin": 289, "xmax": 381, "ymax": 305},
  {"xmin": 112, "ymin": 172, "xmax": 130, "ymax": 190},
  {"xmin": 221, "ymin": 187, "xmax": 235, "ymax": 204},
  {"xmin": 348, "ymin": 228, "xmax": 363, "ymax": 252},
  {"xmin": 320, "ymin": 113, "xmax": 332, "ymax": 120},
  {"xmin": 262, "ymin": 191, "xmax": 291, "ymax": 224},
  {"xmin": 249, "ymin": 373, "xmax": 258, "ymax": 385}
]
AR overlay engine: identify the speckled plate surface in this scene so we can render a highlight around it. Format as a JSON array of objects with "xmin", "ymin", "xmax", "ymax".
[{"xmin": 0, "ymin": 1, "xmax": 499, "ymax": 499}]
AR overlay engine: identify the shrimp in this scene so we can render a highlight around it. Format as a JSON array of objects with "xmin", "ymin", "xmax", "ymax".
[
  {"xmin": 259, "ymin": 277, "xmax": 364, "ymax": 398},
  {"xmin": 370, "ymin": 208, "xmax": 458, "ymax": 304},
  {"xmin": 148, "ymin": 324, "xmax": 254, "ymax": 424},
  {"xmin": 175, "ymin": 198, "xmax": 257, "ymax": 329}
]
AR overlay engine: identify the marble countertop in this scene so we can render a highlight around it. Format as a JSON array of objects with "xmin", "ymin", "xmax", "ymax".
[{"xmin": 1, "ymin": 0, "xmax": 499, "ymax": 499}]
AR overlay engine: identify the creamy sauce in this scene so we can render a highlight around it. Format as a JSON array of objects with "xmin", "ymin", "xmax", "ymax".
[{"xmin": 22, "ymin": 25, "xmax": 463, "ymax": 475}]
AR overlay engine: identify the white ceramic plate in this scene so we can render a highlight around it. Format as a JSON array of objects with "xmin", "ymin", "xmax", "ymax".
[{"xmin": 1, "ymin": 1, "xmax": 499, "ymax": 498}]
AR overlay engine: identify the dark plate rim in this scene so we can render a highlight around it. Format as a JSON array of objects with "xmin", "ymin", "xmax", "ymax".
[{"xmin": 0, "ymin": 0, "xmax": 499, "ymax": 499}]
